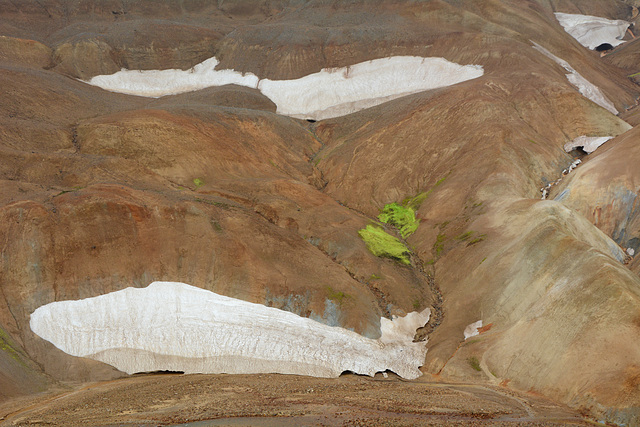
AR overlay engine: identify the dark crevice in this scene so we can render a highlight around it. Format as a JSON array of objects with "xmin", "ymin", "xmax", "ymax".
[{"xmin": 595, "ymin": 43, "xmax": 614, "ymax": 52}]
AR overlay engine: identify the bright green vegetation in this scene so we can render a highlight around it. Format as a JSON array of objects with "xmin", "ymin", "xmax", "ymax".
[
  {"xmin": 378, "ymin": 203, "xmax": 419, "ymax": 238},
  {"xmin": 468, "ymin": 356, "xmax": 482, "ymax": 372},
  {"xmin": 370, "ymin": 273, "xmax": 381, "ymax": 280},
  {"xmin": 193, "ymin": 178, "xmax": 204, "ymax": 188},
  {"xmin": 358, "ymin": 225, "xmax": 411, "ymax": 265},
  {"xmin": 628, "ymin": 71, "xmax": 640, "ymax": 78}
]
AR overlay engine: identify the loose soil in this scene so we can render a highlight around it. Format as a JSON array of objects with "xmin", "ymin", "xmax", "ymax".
[{"xmin": 0, "ymin": 372, "xmax": 595, "ymax": 426}]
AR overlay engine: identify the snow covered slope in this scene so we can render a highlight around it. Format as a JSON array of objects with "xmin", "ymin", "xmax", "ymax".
[
  {"xmin": 555, "ymin": 13, "xmax": 629, "ymax": 50},
  {"xmin": 86, "ymin": 56, "xmax": 483, "ymax": 120},
  {"xmin": 30, "ymin": 282, "xmax": 430, "ymax": 379}
]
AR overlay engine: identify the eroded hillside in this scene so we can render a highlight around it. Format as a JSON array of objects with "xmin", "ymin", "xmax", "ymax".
[{"xmin": 2, "ymin": 0, "xmax": 640, "ymax": 425}]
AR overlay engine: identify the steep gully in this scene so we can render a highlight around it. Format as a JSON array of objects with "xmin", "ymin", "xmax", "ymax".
[{"xmin": 304, "ymin": 122, "xmax": 444, "ymax": 342}]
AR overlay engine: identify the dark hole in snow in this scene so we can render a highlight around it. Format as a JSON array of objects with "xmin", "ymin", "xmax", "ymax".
[
  {"xmin": 568, "ymin": 146, "xmax": 588, "ymax": 158},
  {"xmin": 306, "ymin": 119, "xmax": 316, "ymax": 123},
  {"xmin": 339, "ymin": 370, "xmax": 372, "ymax": 378},
  {"xmin": 137, "ymin": 370, "xmax": 185, "ymax": 375},
  {"xmin": 595, "ymin": 43, "xmax": 614, "ymax": 52},
  {"xmin": 340, "ymin": 369, "xmax": 399, "ymax": 378}
]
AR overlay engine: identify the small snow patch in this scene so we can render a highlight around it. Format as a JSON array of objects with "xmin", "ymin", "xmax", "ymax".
[
  {"xmin": 464, "ymin": 320, "xmax": 483, "ymax": 340},
  {"xmin": 532, "ymin": 42, "xmax": 618, "ymax": 114},
  {"xmin": 563, "ymin": 135, "xmax": 613, "ymax": 154}
]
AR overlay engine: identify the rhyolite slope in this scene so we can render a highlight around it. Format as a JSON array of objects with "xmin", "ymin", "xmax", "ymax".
[{"xmin": 1, "ymin": 0, "xmax": 640, "ymax": 424}]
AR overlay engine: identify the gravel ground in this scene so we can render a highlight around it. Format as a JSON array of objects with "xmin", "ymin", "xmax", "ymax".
[{"xmin": 0, "ymin": 372, "xmax": 597, "ymax": 426}]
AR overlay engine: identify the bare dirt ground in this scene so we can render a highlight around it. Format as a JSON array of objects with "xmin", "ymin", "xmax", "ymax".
[{"xmin": 0, "ymin": 372, "xmax": 596, "ymax": 426}]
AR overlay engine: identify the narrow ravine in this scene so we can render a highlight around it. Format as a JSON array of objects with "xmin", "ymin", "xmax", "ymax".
[
  {"xmin": 304, "ymin": 120, "xmax": 445, "ymax": 340},
  {"xmin": 540, "ymin": 156, "xmax": 582, "ymax": 200},
  {"xmin": 336, "ymin": 199, "xmax": 444, "ymax": 340}
]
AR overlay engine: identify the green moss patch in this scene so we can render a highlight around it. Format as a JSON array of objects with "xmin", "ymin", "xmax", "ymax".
[
  {"xmin": 402, "ymin": 174, "xmax": 448, "ymax": 211},
  {"xmin": 468, "ymin": 356, "xmax": 482, "ymax": 372},
  {"xmin": 0, "ymin": 327, "xmax": 27, "ymax": 367},
  {"xmin": 456, "ymin": 231, "xmax": 473, "ymax": 241},
  {"xmin": 358, "ymin": 225, "xmax": 411, "ymax": 265},
  {"xmin": 467, "ymin": 234, "xmax": 486, "ymax": 246},
  {"xmin": 378, "ymin": 203, "xmax": 419, "ymax": 238},
  {"xmin": 327, "ymin": 286, "xmax": 349, "ymax": 305},
  {"xmin": 434, "ymin": 233, "xmax": 447, "ymax": 256}
]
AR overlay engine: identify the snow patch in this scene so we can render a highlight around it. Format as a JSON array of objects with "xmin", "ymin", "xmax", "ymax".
[
  {"xmin": 30, "ymin": 282, "xmax": 430, "ymax": 379},
  {"xmin": 85, "ymin": 56, "xmax": 484, "ymax": 120},
  {"xmin": 563, "ymin": 135, "xmax": 613, "ymax": 153},
  {"xmin": 532, "ymin": 42, "xmax": 618, "ymax": 114},
  {"xmin": 88, "ymin": 57, "xmax": 260, "ymax": 98},
  {"xmin": 555, "ymin": 13, "xmax": 629, "ymax": 50},
  {"xmin": 257, "ymin": 57, "xmax": 484, "ymax": 120},
  {"xmin": 379, "ymin": 309, "xmax": 430, "ymax": 344},
  {"xmin": 464, "ymin": 320, "xmax": 483, "ymax": 340}
]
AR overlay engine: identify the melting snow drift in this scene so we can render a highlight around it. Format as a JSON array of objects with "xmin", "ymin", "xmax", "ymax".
[
  {"xmin": 464, "ymin": 320, "xmax": 483, "ymax": 340},
  {"xmin": 30, "ymin": 282, "xmax": 430, "ymax": 379},
  {"xmin": 86, "ymin": 56, "xmax": 484, "ymax": 120},
  {"xmin": 88, "ymin": 57, "xmax": 259, "ymax": 98},
  {"xmin": 532, "ymin": 42, "xmax": 618, "ymax": 114},
  {"xmin": 563, "ymin": 135, "xmax": 614, "ymax": 153},
  {"xmin": 555, "ymin": 13, "xmax": 630, "ymax": 50}
]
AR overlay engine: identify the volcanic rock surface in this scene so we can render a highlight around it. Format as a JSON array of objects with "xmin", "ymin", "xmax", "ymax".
[{"xmin": 2, "ymin": 0, "xmax": 640, "ymax": 425}]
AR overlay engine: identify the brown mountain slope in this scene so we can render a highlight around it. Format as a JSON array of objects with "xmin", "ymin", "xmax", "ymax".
[
  {"xmin": 1, "ymin": 0, "xmax": 640, "ymax": 424},
  {"xmin": 555, "ymin": 126, "xmax": 640, "ymax": 273}
]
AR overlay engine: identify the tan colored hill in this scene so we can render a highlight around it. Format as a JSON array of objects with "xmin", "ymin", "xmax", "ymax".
[{"xmin": 1, "ymin": 0, "xmax": 640, "ymax": 425}]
